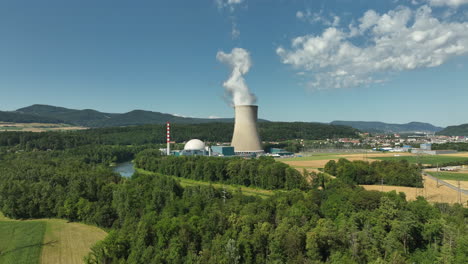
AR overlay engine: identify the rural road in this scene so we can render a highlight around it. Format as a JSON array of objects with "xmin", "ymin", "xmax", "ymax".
[{"xmin": 423, "ymin": 171, "xmax": 468, "ymax": 195}]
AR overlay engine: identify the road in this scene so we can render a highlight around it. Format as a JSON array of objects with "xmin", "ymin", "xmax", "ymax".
[{"xmin": 423, "ymin": 171, "xmax": 468, "ymax": 195}]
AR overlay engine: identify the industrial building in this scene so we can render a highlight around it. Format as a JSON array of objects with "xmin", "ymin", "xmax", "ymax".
[
  {"xmin": 269, "ymin": 148, "xmax": 294, "ymax": 157},
  {"xmin": 411, "ymin": 143, "xmax": 458, "ymax": 155},
  {"xmin": 211, "ymin": 146, "xmax": 235, "ymax": 157}
]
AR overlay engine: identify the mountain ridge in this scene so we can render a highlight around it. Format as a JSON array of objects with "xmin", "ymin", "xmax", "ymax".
[
  {"xmin": 437, "ymin": 124, "xmax": 468, "ymax": 136},
  {"xmin": 14, "ymin": 104, "xmax": 242, "ymax": 127},
  {"xmin": 1, "ymin": 105, "xmax": 448, "ymax": 133},
  {"xmin": 330, "ymin": 120, "xmax": 444, "ymax": 134}
]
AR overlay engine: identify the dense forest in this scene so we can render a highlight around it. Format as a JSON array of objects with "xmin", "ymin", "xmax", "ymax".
[
  {"xmin": 85, "ymin": 175, "xmax": 467, "ymax": 264},
  {"xmin": 0, "ymin": 131, "xmax": 467, "ymax": 263},
  {"xmin": 0, "ymin": 122, "xmax": 359, "ymax": 151},
  {"xmin": 135, "ymin": 151, "xmax": 310, "ymax": 190},
  {"xmin": 324, "ymin": 159, "xmax": 423, "ymax": 187},
  {"xmin": 0, "ymin": 110, "xmax": 63, "ymax": 124},
  {"xmin": 432, "ymin": 143, "xmax": 468, "ymax": 152}
]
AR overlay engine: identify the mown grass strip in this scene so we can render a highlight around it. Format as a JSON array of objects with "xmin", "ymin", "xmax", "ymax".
[
  {"xmin": 426, "ymin": 171, "xmax": 468, "ymax": 181},
  {"xmin": 135, "ymin": 168, "xmax": 274, "ymax": 198},
  {"xmin": 0, "ymin": 220, "xmax": 46, "ymax": 264}
]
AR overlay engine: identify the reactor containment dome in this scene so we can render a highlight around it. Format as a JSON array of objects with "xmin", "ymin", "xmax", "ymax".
[{"xmin": 184, "ymin": 139, "xmax": 206, "ymax": 151}]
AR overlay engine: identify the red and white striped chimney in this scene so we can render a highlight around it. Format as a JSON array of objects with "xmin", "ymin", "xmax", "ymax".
[{"xmin": 166, "ymin": 122, "xmax": 170, "ymax": 155}]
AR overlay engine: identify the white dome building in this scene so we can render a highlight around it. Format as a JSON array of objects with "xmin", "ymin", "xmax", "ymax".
[
  {"xmin": 181, "ymin": 139, "xmax": 208, "ymax": 156},
  {"xmin": 184, "ymin": 139, "xmax": 205, "ymax": 151}
]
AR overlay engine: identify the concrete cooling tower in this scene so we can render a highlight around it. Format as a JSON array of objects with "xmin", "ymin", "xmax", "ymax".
[{"xmin": 231, "ymin": 105, "xmax": 264, "ymax": 153}]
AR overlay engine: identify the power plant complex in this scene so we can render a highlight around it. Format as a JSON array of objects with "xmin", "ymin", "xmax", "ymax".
[{"xmin": 166, "ymin": 105, "xmax": 265, "ymax": 157}]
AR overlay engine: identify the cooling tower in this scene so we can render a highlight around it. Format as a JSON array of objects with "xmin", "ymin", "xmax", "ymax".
[{"xmin": 231, "ymin": 105, "xmax": 263, "ymax": 153}]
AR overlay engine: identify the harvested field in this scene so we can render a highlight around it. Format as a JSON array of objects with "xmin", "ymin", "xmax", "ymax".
[
  {"xmin": 444, "ymin": 180, "xmax": 468, "ymax": 191},
  {"xmin": 40, "ymin": 219, "xmax": 107, "ymax": 264},
  {"xmin": 0, "ymin": 122, "xmax": 87, "ymax": 132},
  {"xmin": 0, "ymin": 212, "xmax": 107, "ymax": 264},
  {"xmin": 362, "ymin": 175, "xmax": 468, "ymax": 205},
  {"xmin": 281, "ymin": 152, "xmax": 414, "ymax": 170},
  {"xmin": 280, "ymin": 153, "xmax": 468, "ymax": 205},
  {"xmin": 439, "ymin": 152, "xmax": 468, "ymax": 157}
]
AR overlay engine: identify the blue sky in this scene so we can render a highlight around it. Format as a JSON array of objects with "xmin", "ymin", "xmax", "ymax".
[{"xmin": 1, "ymin": 0, "xmax": 467, "ymax": 127}]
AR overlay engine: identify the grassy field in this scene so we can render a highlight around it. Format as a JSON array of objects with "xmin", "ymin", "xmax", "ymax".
[
  {"xmin": 0, "ymin": 212, "xmax": 107, "ymax": 264},
  {"xmin": 40, "ymin": 219, "xmax": 107, "ymax": 264},
  {"xmin": 0, "ymin": 220, "xmax": 46, "ymax": 264},
  {"xmin": 426, "ymin": 171, "xmax": 468, "ymax": 181},
  {"xmin": 136, "ymin": 168, "xmax": 274, "ymax": 198},
  {"xmin": 371, "ymin": 155, "xmax": 468, "ymax": 165}
]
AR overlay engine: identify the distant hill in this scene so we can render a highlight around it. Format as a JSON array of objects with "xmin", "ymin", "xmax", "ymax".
[
  {"xmin": 0, "ymin": 110, "xmax": 64, "ymax": 124},
  {"xmin": 331, "ymin": 121, "xmax": 444, "ymax": 134},
  {"xmin": 12, "ymin": 104, "xmax": 255, "ymax": 127},
  {"xmin": 437, "ymin": 124, "xmax": 468, "ymax": 136}
]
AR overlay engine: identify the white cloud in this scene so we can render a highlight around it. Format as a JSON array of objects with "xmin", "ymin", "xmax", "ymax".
[
  {"xmin": 428, "ymin": 0, "xmax": 468, "ymax": 7},
  {"xmin": 208, "ymin": 115, "xmax": 221, "ymax": 119},
  {"xmin": 296, "ymin": 11, "xmax": 304, "ymax": 19},
  {"xmin": 278, "ymin": 5, "xmax": 468, "ymax": 90},
  {"xmin": 296, "ymin": 9, "xmax": 341, "ymax": 27},
  {"xmin": 216, "ymin": 0, "xmax": 244, "ymax": 11},
  {"xmin": 217, "ymin": 48, "xmax": 256, "ymax": 105}
]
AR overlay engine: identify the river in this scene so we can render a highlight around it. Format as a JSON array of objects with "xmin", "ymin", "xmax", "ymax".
[{"xmin": 112, "ymin": 161, "xmax": 135, "ymax": 178}]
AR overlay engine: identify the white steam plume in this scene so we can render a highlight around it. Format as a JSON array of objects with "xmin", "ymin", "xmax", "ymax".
[{"xmin": 216, "ymin": 48, "xmax": 256, "ymax": 106}]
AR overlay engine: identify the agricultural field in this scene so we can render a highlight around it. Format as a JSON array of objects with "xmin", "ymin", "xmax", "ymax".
[
  {"xmin": 0, "ymin": 220, "xmax": 45, "ymax": 264},
  {"xmin": 0, "ymin": 212, "xmax": 107, "ymax": 264},
  {"xmin": 372, "ymin": 155, "xmax": 468, "ymax": 166},
  {"xmin": 0, "ymin": 122, "xmax": 87, "ymax": 132},
  {"xmin": 426, "ymin": 171, "xmax": 468, "ymax": 181},
  {"xmin": 280, "ymin": 152, "xmax": 413, "ymax": 172},
  {"xmin": 361, "ymin": 175, "xmax": 468, "ymax": 204},
  {"xmin": 279, "ymin": 152, "xmax": 468, "ymax": 205}
]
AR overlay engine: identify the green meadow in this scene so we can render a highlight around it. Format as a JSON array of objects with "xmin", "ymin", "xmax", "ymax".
[
  {"xmin": 426, "ymin": 171, "xmax": 468, "ymax": 181},
  {"xmin": 0, "ymin": 218, "xmax": 46, "ymax": 264},
  {"xmin": 372, "ymin": 155, "xmax": 468, "ymax": 166}
]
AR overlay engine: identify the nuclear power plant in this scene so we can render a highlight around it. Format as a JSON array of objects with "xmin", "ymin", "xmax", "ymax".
[
  {"xmin": 231, "ymin": 105, "xmax": 264, "ymax": 154},
  {"xmin": 164, "ymin": 105, "xmax": 265, "ymax": 157}
]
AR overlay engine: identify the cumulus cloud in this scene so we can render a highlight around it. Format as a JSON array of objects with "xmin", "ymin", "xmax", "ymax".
[
  {"xmin": 427, "ymin": 0, "xmax": 468, "ymax": 7},
  {"xmin": 296, "ymin": 9, "xmax": 340, "ymax": 27},
  {"xmin": 217, "ymin": 48, "xmax": 256, "ymax": 106},
  {"xmin": 278, "ymin": 5, "xmax": 468, "ymax": 89}
]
